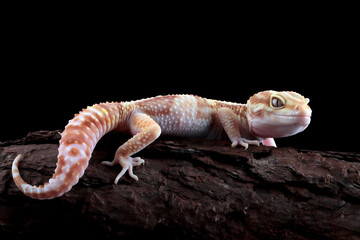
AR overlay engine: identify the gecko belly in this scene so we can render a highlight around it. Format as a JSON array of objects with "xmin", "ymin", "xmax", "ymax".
[{"xmin": 152, "ymin": 114, "xmax": 214, "ymax": 137}]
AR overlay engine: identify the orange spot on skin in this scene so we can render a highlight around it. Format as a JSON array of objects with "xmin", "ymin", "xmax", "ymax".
[
  {"xmin": 53, "ymin": 155, "xmax": 66, "ymax": 178},
  {"xmin": 69, "ymin": 148, "xmax": 80, "ymax": 156},
  {"xmin": 63, "ymin": 158, "xmax": 87, "ymax": 186}
]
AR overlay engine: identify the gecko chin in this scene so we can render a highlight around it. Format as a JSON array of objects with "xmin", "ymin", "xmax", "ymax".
[{"xmin": 250, "ymin": 114, "xmax": 311, "ymax": 139}]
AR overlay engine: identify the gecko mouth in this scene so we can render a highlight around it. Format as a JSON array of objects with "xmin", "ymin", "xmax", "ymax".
[
  {"xmin": 273, "ymin": 116, "xmax": 311, "ymax": 135},
  {"xmin": 250, "ymin": 113, "xmax": 311, "ymax": 138},
  {"xmin": 271, "ymin": 113, "xmax": 311, "ymax": 118},
  {"xmin": 270, "ymin": 113, "xmax": 311, "ymax": 124}
]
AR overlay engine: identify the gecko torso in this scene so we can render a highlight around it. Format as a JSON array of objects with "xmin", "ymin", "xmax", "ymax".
[{"xmin": 12, "ymin": 91, "xmax": 312, "ymax": 199}]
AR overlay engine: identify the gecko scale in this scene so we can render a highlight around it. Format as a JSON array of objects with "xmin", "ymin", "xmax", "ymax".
[{"xmin": 12, "ymin": 91, "xmax": 312, "ymax": 199}]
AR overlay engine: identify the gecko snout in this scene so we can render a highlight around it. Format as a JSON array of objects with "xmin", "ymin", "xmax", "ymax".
[{"xmin": 295, "ymin": 103, "xmax": 312, "ymax": 117}]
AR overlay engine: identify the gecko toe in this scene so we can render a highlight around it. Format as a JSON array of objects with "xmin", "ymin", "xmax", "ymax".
[
  {"xmin": 101, "ymin": 161, "xmax": 114, "ymax": 166},
  {"xmin": 128, "ymin": 166, "xmax": 139, "ymax": 181},
  {"xmin": 113, "ymin": 156, "xmax": 144, "ymax": 183},
  {"xmin": 114, "ymin": 165, "xmax": 129, "ymax": 184},
  {"xmin": 243, "ymin": 139, "xmax": 260, "ymax": 146},
  {"xmin": 131, "ymin": 157, "xmax": 145, "ymax": 166}
]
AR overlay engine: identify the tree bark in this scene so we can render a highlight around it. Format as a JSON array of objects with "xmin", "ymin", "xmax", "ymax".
[{"xmin": 0, "ymin": 130, "xmax": 359, "ymax": 240}]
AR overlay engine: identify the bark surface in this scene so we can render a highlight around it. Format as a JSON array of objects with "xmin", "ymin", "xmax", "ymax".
[{"xmin": 0, "ymin": 130, "xmax": 359, "ymax": 239}]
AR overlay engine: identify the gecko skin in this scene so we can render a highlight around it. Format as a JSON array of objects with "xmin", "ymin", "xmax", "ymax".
[{"xmin": 12, "ymin": 91, "xmax": 311, "ymax": 199}]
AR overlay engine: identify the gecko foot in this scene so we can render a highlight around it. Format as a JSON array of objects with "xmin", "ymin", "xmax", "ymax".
[
  {"xmin": 231, "ymin": 137, "xmax": 260, "ymax": 150},
  {"xmin": 101, "ymin": 156, "xmax": 145, "ymax": 184}
]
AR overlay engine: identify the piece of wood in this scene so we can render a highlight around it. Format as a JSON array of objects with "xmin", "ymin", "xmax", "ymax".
[{"xmin": 0, "ymin": 130, "xmax": 359, "ymax": 240}]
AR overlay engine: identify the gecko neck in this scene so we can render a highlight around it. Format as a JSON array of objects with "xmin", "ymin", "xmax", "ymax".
[
  {"xmin": 212, "ymin": 101, "xmax": 256, "ymax": 141},
  {"xmin": 237, "ymin": 104, "xmax": 258, "ymax": 140}
]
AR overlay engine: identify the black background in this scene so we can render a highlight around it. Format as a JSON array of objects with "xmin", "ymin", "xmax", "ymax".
[{"xmin": 1, "ymin": 6, "xmax": 358, "ymax": 152}]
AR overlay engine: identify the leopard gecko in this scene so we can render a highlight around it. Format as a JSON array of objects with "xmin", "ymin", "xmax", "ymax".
[{"xmin": 12, "ymin": 91, "xmax": 312, "ymax": 199}]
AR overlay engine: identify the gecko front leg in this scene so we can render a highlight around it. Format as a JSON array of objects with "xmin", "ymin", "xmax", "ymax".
[
  {"xmin": 217, "ymin": 107, "xmax": 259, "ymax": 149},
  {"xmin": 102, "ymin": 112, "xmax": 161, "ymax": 183}
]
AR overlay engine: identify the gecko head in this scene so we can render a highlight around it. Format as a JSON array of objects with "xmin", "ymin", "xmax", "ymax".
[{"xmin": 246, "ymin": 90, "xmax": 312, "ymax": 138}]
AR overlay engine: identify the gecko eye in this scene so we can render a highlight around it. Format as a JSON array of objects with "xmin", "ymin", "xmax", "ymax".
[{"xmin": 270, "ymin": 96, "xmax": 285, "ymax": 109}]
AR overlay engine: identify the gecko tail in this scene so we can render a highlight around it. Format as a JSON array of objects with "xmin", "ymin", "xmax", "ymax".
[
  {"xmin": 12, "ymin": 154, "xmax": 77, "ymax": 199},
  {"xmin": 11, "ymin": 102, "xmax": 124, "ymax": 200}
]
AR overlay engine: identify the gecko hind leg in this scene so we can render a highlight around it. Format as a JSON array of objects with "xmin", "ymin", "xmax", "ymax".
[{"xmin": 102, "ymin": 112, "xmax": 161, "ymax": 184}]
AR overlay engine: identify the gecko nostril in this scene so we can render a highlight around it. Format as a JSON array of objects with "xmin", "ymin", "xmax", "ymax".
[{"xmin": 296, "ymin": 106, "xmax": 301, "ymax": 112}]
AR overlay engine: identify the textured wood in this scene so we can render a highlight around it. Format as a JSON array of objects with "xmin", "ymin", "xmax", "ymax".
[{"xmin": 0, "ymin": 130, "xmax": 359, "ymax": 239}]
